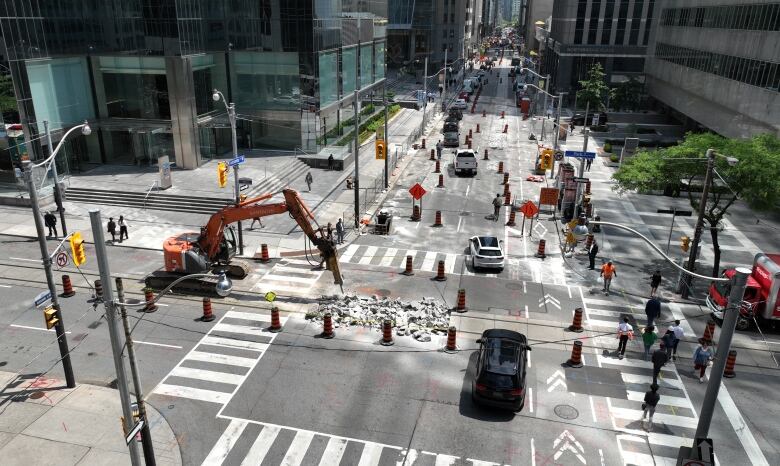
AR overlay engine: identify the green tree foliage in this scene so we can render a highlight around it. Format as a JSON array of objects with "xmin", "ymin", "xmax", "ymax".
[
  {"xmin": 609, "ymin": 78, "xmax": 643, "ymax": 111},
  {"xmin": 0, "ymin": 74, "xmax": 18, "ymax": 114},
  {"xmin": 576, "ymin": 63, "xmax": 609, "ymax": 111},
  {"xmin": 613, "ymin": 132, "xmax": 780, "ymax": 276}
]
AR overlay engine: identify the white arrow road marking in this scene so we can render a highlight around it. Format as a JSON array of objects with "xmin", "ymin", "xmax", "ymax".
[
  {"xmin": 546, "ymin": 369, "xmax": 567, "ymax": 392},
  {"xmin": 538, "ymin": 294, "xmax": 561, "ymax": 309},
  {"xmin": 553, "ymin": 430, "xmax": 586, "ymax": 464}
]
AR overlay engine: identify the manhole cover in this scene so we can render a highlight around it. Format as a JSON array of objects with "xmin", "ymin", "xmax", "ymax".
[
  {"xmin": 554, "ymin": 404, "xmax": 579, "ymax": 420},
  {"xmin": 375, "ymin": 289, "xmax": 391, "ymax": 297},
  {"xmin": 505, "ymin": 282, "xmax": 523, "ymax": 290},
  {"xmin": 29, "ymin": 392, "xmax": 45, "ymax": 399},
  {"xmin": 459, "ymin": 212, "xmax": 471, "ymax": 216}
]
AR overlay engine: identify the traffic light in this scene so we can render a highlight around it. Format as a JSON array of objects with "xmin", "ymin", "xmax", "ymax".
[
  {"xmin": 681, "ymin": 235, "xmax": 691, "ymax": 252},
  {"xmin": 217, "ymin": 162, "xmax": 228, "ymax": 188},
  {"xmin": 43, "ymin": 305, "xmax": 58, "ymax": 330},
  {"xmin": 375, "ymin": 139, "xmax": 385, "ymax": 160},
  {"xmin": 69, "ymin": 231, "xmax": 86, "ymax": 266}
]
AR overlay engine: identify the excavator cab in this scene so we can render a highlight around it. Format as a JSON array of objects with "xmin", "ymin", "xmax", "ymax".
[{"xmin": 213, "ymin": 226, "xmax": 238, "ymax": 264}]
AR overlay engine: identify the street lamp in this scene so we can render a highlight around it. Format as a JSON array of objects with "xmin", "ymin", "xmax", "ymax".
[
  {"xmin": 35, "ymin": 120, "xmax": 91, "ymax": 236},
  {"xmin": 212, "ymin": 89, "xmax": 244, "ymax": 255}
]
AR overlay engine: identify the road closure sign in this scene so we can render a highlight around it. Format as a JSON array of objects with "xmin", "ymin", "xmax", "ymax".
[
  {"xmin": 409, "ymin": 183, "xmax": 427, "ymax": 200},
  {"xmin": 539, "ymin": 187, "xmax": 558, "ymax": 206}
]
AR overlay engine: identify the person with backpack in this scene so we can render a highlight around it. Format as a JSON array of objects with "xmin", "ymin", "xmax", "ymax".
[
  {"xmin": 492, "ymin": 193, "xmax": 502, "ymax": 221},
  {"xmin": 645, "ymin": 297, "xmax": 662, "ymax": 327},
  {"xmin": 641, "ymin": 384, "xmax": 660, "ymax": 431},
  {"xmin": 617, "ymin": 317, "xmax": 633, "ymax": 359},
  {"xmin": 651, "ymin": 342, "xmax": 669, "ymax": 386},
  {"xmin": 642, "ymin": 325, "xmax": 657, "ymax": 360}
]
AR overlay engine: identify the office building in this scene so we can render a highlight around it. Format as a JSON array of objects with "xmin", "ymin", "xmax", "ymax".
[
  {"xmin": 645, "ymin": 1, "xmax": 779, "ymax": 137},
  {"xmin": 544, "ymin": 0, "xmax": 654, "ymax": 95},
  {"xmin": 0, "ymin": 1, "xmax": 388, "ymax": 173}
]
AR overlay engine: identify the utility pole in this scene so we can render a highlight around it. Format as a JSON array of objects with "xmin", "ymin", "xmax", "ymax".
[
  {"xmin": 550, "ymin": 92, "xmax": 566, "ymax": 179},
  {"xmin": 680, "ymin": 149, "xmax": 715, "ymax": 298},
  {"xmin": 116, "ymin": 277, "xmax": 156, "ymax": 465},
  {"xmin": 421, "ymin": 56, "xmax": 428, "ymax": 135},
  {"xmin": 383, "ymin": 83, "xmax": 389, "ymax": 189},
  {"xmin": 542, "ymin": 74, "xmax": 550, "ymax": 118},
  {"xmin": 575, "ymin": 129, "xmax": 589, "ymax": 206},
  {"xmin": 442, "ymin": 48, "xmax": 448, "ymax": 112},
  {"xmin": 22, "ymin": 160, "xmax": 75, "ymax": 388},
  {"xmin": 228, "ymin": 102, "xmax": 244, "ymax": 256},
  {"xmin": 44, "ymin": 121, "xmax": 67, "ymax": 236},
  {"xmin": 89, "ymin": 210, "xmax": 142, "ymax": 466},
  {"xmin": 353, "ymin": 89, "xmax": 360, "ymax": 228}
]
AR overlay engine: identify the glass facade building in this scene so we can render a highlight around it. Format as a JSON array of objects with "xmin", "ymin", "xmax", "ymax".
[{"xmin": 0, "ymin": 1, "xmax": 388, "ymax": 171}]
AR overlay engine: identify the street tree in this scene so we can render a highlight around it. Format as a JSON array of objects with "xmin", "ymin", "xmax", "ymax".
[
  {"xmin": 610, "ymin": 78, "xmax": 643, "ymax": 111},
  {"xmin": 612, "ymin": 132, "xmax": 780, "ymax": 276},
  {"xmin": 0, "ymin": 74, "xmax": 18, "ymax": 115},
  {"xmin": 576, "ymin": 63, "xmax": 609, "ymax": 111}
]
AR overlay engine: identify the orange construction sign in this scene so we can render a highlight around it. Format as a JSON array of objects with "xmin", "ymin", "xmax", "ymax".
[{"xmin": 539, "ymin": 187, "xmax": 559, "ymax": 206}]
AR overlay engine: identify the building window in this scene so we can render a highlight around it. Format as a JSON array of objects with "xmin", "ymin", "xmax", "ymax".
[
  {"xmin": 615, "ymin": 0, "xmax": 630, "ymax": 45},
  {"xmin": 629, "ymin": 0, "xmax": 644, "ymax": 45},
  {"xmin": 644, "ymin": 0, "xmax": 656, "ymax": 45},
  {"xmin": 574, "ymin": 0, "xmax": 588, "ymax": 44},
  {"xmin": 589, "ymin": 0, "xmax": 602, "ymax": 44},
  {"xmin": 602, "ymin": 0, "xmax": 616, "ymax": 44},
  {"xmin": 661, "ymin": 3, "xmax": 780, "ymax": 31},
  {"xmin": 444, "ymin": 13, "xmax": 448, "ymax": 23}
]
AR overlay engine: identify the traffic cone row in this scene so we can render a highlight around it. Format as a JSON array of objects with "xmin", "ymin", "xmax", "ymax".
[
  {"xmin": 497, "ymin": 161, "xmax": 504, "ymax": 174},
  {"xmin": 402, "ymin": 255, "xmax": 414, "ymax": 275},
  {"xmin": 504, "ymin": 191, "xmax": 511, "ymax": 206},
  {"xmin": 506, "ymin": 210, "xmax": 516, "ymax": 227},
  {"xmin": 567, "ymin": 341, "xmax": 584, "ymax": 368},
  {"xmin": 437, "ymin": 174, "xmax": 445, "ymax": 188},
  {"xmin": 444, "ymin": 326, "xmax": 458, "ymax": 353},
  {"xmin": 456, "ymin": 289, "xmax": 466, "ymax": 312},
  {"xmin": 569, "ymin": 308, "xmax": 584, "ymax": 332},
  {"xmin": 536, "ymin": 239, "xmax": 546, "ymax": 259}
]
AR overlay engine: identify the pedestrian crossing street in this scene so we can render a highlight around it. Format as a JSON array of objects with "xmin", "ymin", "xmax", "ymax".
[
  {"xmin": 151, "ymin": 310, "xmax": 285, "ymax": 406},
  {"xmin": 337, "ymin": 244, "xmax": 500, "ymax": 277},
  {"xmin": 204, "ymin": 417, "xmax": 502, "ymax": 466},
  {"xmin": 579, "ymin": 290, "xmax": 707, "ymax": 466},
  {"xmin": 252, "ymin": 258, "xmax": 325, "ymax": 297},
  {"xmin": 581, "ymin": 293, "xmax": 695, "ymax": 341}
]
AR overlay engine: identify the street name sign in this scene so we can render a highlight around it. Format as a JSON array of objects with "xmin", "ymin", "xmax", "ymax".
[
  {"xmin": 409, "ymin": 183, "xmax": 427, "ymax": 200},
  {"xmin": 228, "ymin": 155, "xmax": 245, "ymax": 167},
  {"xmin": 564, "ymin": 150, "xmax": 596, "ymax": 160},
  {"xmin": 34, "ymin": 290, "xmax": 52, "ymax": 308},
  {"xmin": 573, "ymin": 177, "xmax": 589, "ymax": 183},
  {"xmin": 125, "ymin": 420, "xmax": 145, "ymax": 445}
]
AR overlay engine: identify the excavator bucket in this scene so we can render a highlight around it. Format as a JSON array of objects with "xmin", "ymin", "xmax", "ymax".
[{"xmin": 326, "ymin": 254, "xmax": 343, "ymax": 287}]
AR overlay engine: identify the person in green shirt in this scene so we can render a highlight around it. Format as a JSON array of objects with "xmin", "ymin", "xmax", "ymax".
[{"xmin": 642, "ymin": 325, "xmax": 657, "ymax": 360}]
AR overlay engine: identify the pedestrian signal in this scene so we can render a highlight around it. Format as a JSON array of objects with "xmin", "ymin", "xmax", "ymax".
[
  {"xmin": 540, "ymin": 150, "xmax": 553, "ymax": 170},
  {"xmin": 217, "ymin": 162, "xmax": 228, "ymax": 188},
  {"xmin": 681, "ymin": 235, "xmax": 691, "ymax": 252},
  {"xmin": 43, "ymin": 305, "xmax": 58, "ymax": 329},
  {"xmin": 69, "ymin": 231, "xmax": 86, "ymax": 266},
  {"xmin": 375, "ymin": 139, "xmax": 386, "ymax": 160}
]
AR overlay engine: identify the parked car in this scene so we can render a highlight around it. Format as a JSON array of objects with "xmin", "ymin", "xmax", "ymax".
[
  {"xmin": 454, "ymin": 149, "xmax": 478, "ymax": 176},
  {"xmin": 443, "ymin": 122, "xmax": 460, "ymax": 147},
  {"xmin": 448, "ymin": 107, "xmax": 463, "ymax": 121},
  {"xmin": 570, "ymin": 112, "xmax": 608, "ymax": 126},
  {"xmin": 452, "ymin": 98, "xmax": 468, "ymax": 110},
  {"xmin": 469, "ymin": 235, "xmax": 504, "ymax": 268},
  {"xmin": 472, "ymin": 329, "xmax": 531, "ymax": 411}
]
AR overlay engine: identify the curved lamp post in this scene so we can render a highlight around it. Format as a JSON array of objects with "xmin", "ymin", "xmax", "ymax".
[{"xmin": 212, "ymin": 89, "xmax": 244, "ymax": 255}]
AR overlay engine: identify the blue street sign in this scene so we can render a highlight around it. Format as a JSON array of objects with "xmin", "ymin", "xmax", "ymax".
[
  {"xmin": 228, "ymin": 155, "xmax": 245, "ymax": 167},
  {"xmin": 564, "ymin": 150, "xmax": 596, "ymax": 160},
  {"xmin": 34, "ymin": 290, "xmax": 52, "ymax": 307}
]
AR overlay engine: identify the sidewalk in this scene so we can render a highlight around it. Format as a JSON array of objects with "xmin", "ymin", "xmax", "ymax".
[
  {"xmin": 0, "ymin": 371, "xmax": 181, "ymax": 466},
  {"xmin": 0, "ymin": 107, "xmax": 428, "ymax": 259}
]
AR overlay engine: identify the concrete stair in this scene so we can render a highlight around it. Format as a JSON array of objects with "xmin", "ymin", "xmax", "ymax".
[
  {"xmin": 242, "ymin": 158, "xmax": 309, "ymax": 198},
  {"xmin": 63, "ymin": 188, "xmax": 233, "ymax": 215}
]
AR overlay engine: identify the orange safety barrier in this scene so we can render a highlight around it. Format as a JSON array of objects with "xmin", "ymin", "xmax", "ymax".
[
  {"xmin": 201, "ymin": 297, "xmax": 215, "ymax": 322},
  {"xmin": 61, "ymin": 275, "xmax": 75, "ymax": 297},
  {"xmin": 567, "ymin": 341, "xmax": 584, "ymax": 368}
]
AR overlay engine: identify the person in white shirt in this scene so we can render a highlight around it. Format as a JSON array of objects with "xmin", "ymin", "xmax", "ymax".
[
  {"xmin": 669, "ymin": 320, "xmax": 685, "ymax": 361},
  {"xmin": 617, "ymin": 317, "xmax": 633, "ymax": 359}
]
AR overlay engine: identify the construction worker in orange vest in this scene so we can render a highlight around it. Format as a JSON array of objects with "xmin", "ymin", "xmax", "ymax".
[{"xmin": 600, "ymin": 261, "xmax": 617, "ymax": 295}]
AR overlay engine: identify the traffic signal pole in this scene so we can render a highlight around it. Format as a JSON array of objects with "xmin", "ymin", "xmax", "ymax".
[
  {"xmin": 228, "ymin": 102, "xmax": 244, "ymax": 256},
  {"xmin": 22, "ymin": 160, "xmax": 75, "ymax": 388},
  {"xmin": 680, "ymin": 149, "xmax": 715, "ymax": 298}
]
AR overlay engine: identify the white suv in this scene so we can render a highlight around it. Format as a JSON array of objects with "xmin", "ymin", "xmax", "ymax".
[{"xmin": 454, "ymin": 149, "xmax": 478, "ymax": 176}]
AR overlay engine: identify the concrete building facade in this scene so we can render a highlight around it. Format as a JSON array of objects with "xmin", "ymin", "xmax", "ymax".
[{"xmin": 645, "ymin": 0, "xmax": 779, "ymax": 137}]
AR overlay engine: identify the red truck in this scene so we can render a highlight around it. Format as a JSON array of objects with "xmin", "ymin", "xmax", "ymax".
[{"xmin": 707, "ymin": 253, "xmax": 780, "ymax": 330}]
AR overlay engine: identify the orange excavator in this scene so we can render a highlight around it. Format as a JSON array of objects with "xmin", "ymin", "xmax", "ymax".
[{"xmin": 144, "ymin": 189, "xmax": 342, "ymax": 293}]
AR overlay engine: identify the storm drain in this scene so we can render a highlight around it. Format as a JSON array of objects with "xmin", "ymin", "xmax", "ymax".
[{"xmin": 554, "ymin": 404, "xmax": 579, "ymax": 420}]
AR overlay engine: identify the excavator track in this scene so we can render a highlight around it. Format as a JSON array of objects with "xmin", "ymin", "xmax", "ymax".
[
  {"xmin": 224, "ymin": 259, "xmax": 251, "ymax": 279},
  {"xmin": 144, "ymin": 271, "xmax": 221, "ymax": 295}
]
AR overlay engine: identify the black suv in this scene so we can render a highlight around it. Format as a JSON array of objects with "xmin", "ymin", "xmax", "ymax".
[
  {"xmin": 448, "ymin": 107, "xmax": 463, "ymax": 121},
  {"xmin": 571, "ymin": 112, "xmax": 608, "ymax": 126},
  {"xmin": 472, "ymin": 329, "xmax": 531, "ymax": 411}
]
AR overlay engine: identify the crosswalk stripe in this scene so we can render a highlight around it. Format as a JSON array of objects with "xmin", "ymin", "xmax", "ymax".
[
  {"xmin": 621, "ymin": 372, "xmax": 683, "ymax": 390},
  {"xmin": 380, "ymin": 248, "xmax": 397, "ymax": 267},
  {"xmin": 445, "ymin": 253, "xmax": 457, "ymax": 274},
  {"xmin": 421, "ymin": 251, "xmax": 438, "ymax": 271},
  {"xmin": 625, "ymin": 390, "xmax": 691, "ymax": 408},
  {"xmin": 585, "ymin": 317, "xmax": 620, "ymax": 328},
  {"xmin": 202, "ymin": 335, "xmax": 270, "ymax": 352},
  {"xmin": 434, "ymin": 453, "xmax": 460, "ymax": 465},
  {"xmin": 213, "ymin": 323, "xmax": 268, "ymax": 338},
  {"xmin": 169, "ymin": 366, "xmax": 244, "ymax": 385},
  {"xmin": 264, "ymin": 273, "xmax": 320, "ymax": 284},
  {"xmin": 611, "ymin": 406, "xmax": 698, "ymax": 429},
  {"xmin": 619, "ymin": 429, "xmax": 697, "ymax": 449},
  {"xmin": 272, "ymin": 265, "xmax": 322, "ymax": 277},
  {"xmin": 357, "ymin": 443, "xmax": 384, "ymax": 466},
  {"xmin": 262, "ymin": 284, "xmax": 306, "ymax": 294},
  {"xmin": 281, "ymin": 430, "xmax": 315, "ymax": 465},
  {"xmin": 340, "ymin": 244, "xmax": 360, "ymax": 262},
  {"xmin": 154, "ymin": 383, "xmax": 232, "ymax": 404},
  {"xmin": 618, "ymin": 450, "xmax": 677, "ymax": 466},
  {"xmin": 318, "ymin": 437, "xmax": 348, "ymax": 466},
  {"xmin": 241, "ymin": 425, "xmax": 281, "ymax": 466},
  {"xmin": 202, "ymin": 419, "xmax": 248, "ymax": 465},
  {"xmin": 360, "ymin": 246, "xmax": 378, "ymax": 265},
  {"xmin": 187, "ymin": 350, "xmax": 257, "ymax": 368},
  {"xmin": 224, "ymin": 310, "xmax": 273, "ymax": 323},
  {"xmin": 587, "ymin": 307, "xmax": 631, "ymax": 318},
  {"xmin": 597, "ymin": 354, "xmax": 676, "ymax": 373}
]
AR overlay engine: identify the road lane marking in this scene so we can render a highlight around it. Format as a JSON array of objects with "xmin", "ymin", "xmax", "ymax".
[
  {"xmin": 212, "ymin": 322, "xmax": 268, "ymax": 338},
  {"xmin": 134, "ymin": 340, "xmax": 182, "ymax": 349},
  {"xmin": 531, "ymin": 438, "xmax": 536, "ymax": 466},
  {"xmin": 281, "ymin": 430, "xmax": 314, "ymax": 466},
  {"xmin": 9, "ymin": 324, "xmax": 71, "ymax": 334},
  {"xmin": 380, "ymin": 248, "xmax": 397, "ymax": 267},
  {"xmin": 318, "ymin": 437, "xmax": 348, "ymax": 466},
  {"xmin": 0, "ymin": 284, "xmax": 11, "ymax": 288},
  {"xmin": 224, "ymin": 310, "xmax": 277, "ymax": 323},
  {"xmin": 155, "ymin": 383, "xmax": 232, "ymax": 404},
  {"xmin": 357, "ymin": 443, "xmax": 384, "ymax": 466},
  {"xmin": 457, "ymin": 217, "xmax": 463, "ymax": 232},
  {"xmin": 589, "ymin": 395, "xmax": 598, "ymax": 423},
  {"xmin": 445, "ymin": 254, "xmax": 457, "ymax": 274},
  {"xmin": 202, "ymin": 418, "xmax": 247, "ymax": 465},
  {"xmin": 169, "ymin": 366, "xmax": 244, "ymax": 385},
  {"xmin": 359, "ymin": 246, "xmax": 378, "ymax": 265},
  {"xmin": 10, "ymin": 257, "xmax": 39, "ymax": 263},
  {"xmin": 241, "ymin": 425, "xmax": 281, "ymax": 466},
  {"xmin": 187, "ymin": 350, "xmax": 257, "ymax": 368},
  {"xmin": 528, "ymin": 387, "xmax": 533, "ymax": 413},
  {"xmin": 339, "ymin": 244, "xmax": 359, "ymax": 262},
  {"xmin": 711, "ymin": 375, "xmax": 770, "ymax": 465},
  {"xmin": 420, "ymin": 251, "xmax": 438, "ymax": 271}
]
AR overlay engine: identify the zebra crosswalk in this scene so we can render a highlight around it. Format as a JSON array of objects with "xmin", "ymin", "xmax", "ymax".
[
  {"xmin": 253, "ymin": 258, "xmax": 325, "ymax": 297},
  {"xmin": 204, "ymin": 418, "xmax": 501, "ymax": 466},
  {"xmin": 151, "ymin": 310, "xmax": 285, "ymax": 406},
  {"xmin": 337, "ymin": 244, "xmax": 498, "ymax": 277}
]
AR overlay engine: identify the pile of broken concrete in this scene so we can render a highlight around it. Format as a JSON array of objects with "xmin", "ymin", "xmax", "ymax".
[{"xmin": 306, "ymin": 295, "xmax": 451, "ymax": 342}]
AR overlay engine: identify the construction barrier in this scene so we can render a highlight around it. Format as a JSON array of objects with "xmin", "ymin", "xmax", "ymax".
[
  {"xmin": 437, "ymin": 174, "xmax": 445, "ymax": 188},
  {"xmin": 445, "ymin": 326, "xmax": 458, "ymax": 353},
  {"xmin": 476, "ymin": 124, "xmax": 480, "ymax": 133},
  {"xmin": 506, "ymin": 210, "xmax": 516, "ymax": 227},
  {"xmin": 504, "ymin": 191, "xmax": 511, "ymax": 206},
  {"xmin": 201, "ymin": 297, "xmax": 215, "ymax": 322},
  {"xmin": 434, "ymin": 159, "xmax": 440, "ymax": 173},
  {"xmin": 456, "ymin": 289, "xmax": 466, "ymax": 312},
  {"xmin": 381, "ymin": 319, "xmax": 394, "ymax": 346},
  {"xmin": 144, "ymin": 288, "xmax": 158, "ymax": 313},
  {"xmin": 421, "ymin": 138, "xmax": 426, "ymax": 149},
  {"xmin": 430, "ymin": 149, "xmax": 436, "ymax": 161},
  {"xmin": 268, "ymin": 306, "xmax": 283, "ymax": 332},
  {"xmin": 567, "ymin": 341, "xmax": 584, "ymax": 368},
  {"xmin": 483, "ymin": 149, "xmax": 489, "ymax": 160},
  {"xmin": 61, "ymin": 275, "xmax": 75, "ymax": 297},
  {"xmin": 569, "ymin": 308, "xmax": 584, "ymax": 332},
  {"xmin": 260, "ymin": 243, "xmax": 270, "ymax": 262},
  {"xmin": 322, "ymin": 313, "xmax": 335, "ymax": 339},
  {"xmin": 435, "ymin": 260, "xmax": 446, "ymax": 281},
  {"xmin": 536, "ymin": 239, "xmax": 546, "ymax": 258},
  {"xmin": 468, "ymin": 129, "xmax": 473, "ymax": 139},
  {"xmin": 402, "ymin": 255, "xmax": 414, "ymax": 275},
  {"xmin": 703, "ymin": 320, "xmax": 716, "ymax": 342},
  {"xmin": 723, "ymin": 350, "xmax": 737, "ymax": 378},
  {"xmin": 498, "ymin": 161, "xmax": 504, "ymax": 174},
  {"xmin": 412, "ymin": 205, "xmax": 421, "ymax": 221},
  {"xmin": 503, "ymin": 172, "xmax": 509, "ymax": 185},
  {"xmin": 433, "ymin": 210, "xmax": 443, "ymax": 227}
]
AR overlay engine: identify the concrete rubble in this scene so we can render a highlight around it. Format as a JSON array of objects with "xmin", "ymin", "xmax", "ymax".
[{"xmin": 307, "ymin": 295, "xmax": 451, "ymax": 341}]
